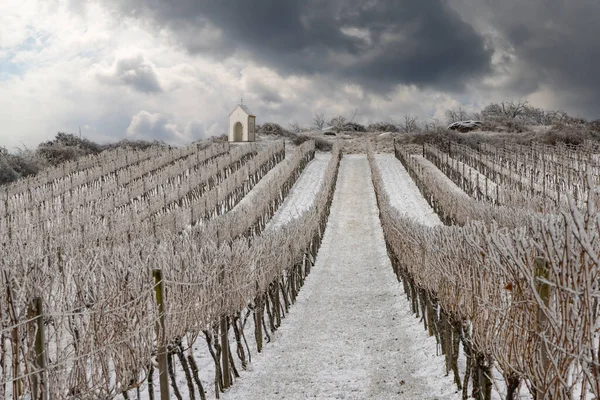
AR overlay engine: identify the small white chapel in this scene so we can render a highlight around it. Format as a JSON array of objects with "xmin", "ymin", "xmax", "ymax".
[{"xmin": 228, "ymin": 102, "xmax": 256, "ymax": 142}]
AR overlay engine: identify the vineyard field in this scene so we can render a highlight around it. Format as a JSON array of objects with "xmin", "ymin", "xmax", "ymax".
[{"xmin": 2, "ymin": 138, "xmax": 599, "ymax": 399}]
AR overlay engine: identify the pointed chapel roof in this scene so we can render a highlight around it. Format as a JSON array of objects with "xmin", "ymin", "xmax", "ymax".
[{"xmin": 229, "ymin": 104, "xmax": 255, "ymax": 117}]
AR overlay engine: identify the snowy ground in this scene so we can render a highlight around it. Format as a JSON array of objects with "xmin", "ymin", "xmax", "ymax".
[
  {"xmin": 221, "ymin": 155, "xmax": 459, "ymax": 400},
  {"xmin": 266, "ymin": 153, "xmax": 331, "ymax": 230},
  {"xmin": 375, "ymin": 154, "xmax": 441, "ymax": 227}
]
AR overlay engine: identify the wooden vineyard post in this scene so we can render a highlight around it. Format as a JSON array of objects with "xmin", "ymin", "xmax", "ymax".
[
  {"xmin": 462, "ymin": 161, "xmax": 466, "ymax": 191},
  {"xmin": 5, "ymin": 271, "xmax": 22, "ymax": 400},
  {"xmin": 485, "ymin": 175, "xmax": 488, "ymax": 202},
  {"xmin": 254, "ymin": 287, "xmax": 263, "ymax": 353},
  {"xmin": 218, "ymin": 253, "xmax": 231, "ymax": 391},
  {"xmin": 153, "ymin": 269, "xmax": 170, "ymax": 400},
  {"xmin": 469, "ymin": 168, "xmax": 472, "ymax": 197},
  {"xmin": 530, "ymin": 166, "xmax": 534, "ymax": 197},
  {"xmin": 496, "ymin": 185, "xmax": 499, "ymax": 206},
  {"xmin": 28, "ymin": 297, "xmax": 48, "ymax": 400},
  {"xmin": 221, "ymin": 316, "xmax": 230, "ymax": 390},
  {"xmin": 426, "ymin": 292, "xmax": 435, "ymax": 337},
  {"xmin": 534, "ymin": 257, "xmax": 551, "ymax": 398},
  {"xmin": 476, "ymin": 172, "xmax": 480, "ymax": 200},
  {"xmin": 542, "ymin": 154, "xmax": 546, "ymax": 206},
  {"xmin": 555, "ymin": 163, "xmax": 560, "ymax": 206}
]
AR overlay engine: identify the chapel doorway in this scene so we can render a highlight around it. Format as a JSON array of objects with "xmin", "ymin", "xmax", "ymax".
[{"xmin": 234, "ymin": 122, "xmax": 244, "ymax": 142}]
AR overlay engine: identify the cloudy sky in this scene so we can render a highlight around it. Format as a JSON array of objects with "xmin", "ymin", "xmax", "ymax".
[{"xmin": 1, "ymin": 0, "xmax": 598, "ymax": 150}]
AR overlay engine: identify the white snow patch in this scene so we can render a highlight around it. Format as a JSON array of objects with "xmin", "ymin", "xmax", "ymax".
[
  {"xmin": 375, "ymin": 154, "xmax": 441, "ymax": 227},
  {"xmin": 266, "ymin": 153, "xmax": 331, "ymax": 230}
]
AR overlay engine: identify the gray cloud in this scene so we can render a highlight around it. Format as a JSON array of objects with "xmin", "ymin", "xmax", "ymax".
[
  {"xmin": 102, "ymin": 0, "xmax": 493, "ymax": 93},
  {"xmin": 97, "ymin": 54, "xmax": 162, "ymax": 93},
  {"xmin": 86, "ymin": 0, "xmax": 600, "ymax": 129},
  {"xmin": 451, "ymin": 0, "xmax": 600, "ymax": 118},
  {"xmin": 246, "ymin": 80, "xmax": 284, "ymax": 105}
]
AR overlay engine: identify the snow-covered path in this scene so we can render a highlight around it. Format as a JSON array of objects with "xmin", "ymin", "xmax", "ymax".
[
  {"xmin": 375, "ymin": 154, "xmax": 441, "ymax": 227},
  {"xmin": 266, "ymin": 153, "xmax": 331, "ymax": 230},
  {"xmin": 222, "ymin": 155, "xmax": 458, "ymax": 400}
]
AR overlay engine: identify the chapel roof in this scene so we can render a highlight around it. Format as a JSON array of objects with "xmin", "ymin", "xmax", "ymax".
[{"xmin": 229, "ymin": 104, "xmax": 255, "ymax": 117}]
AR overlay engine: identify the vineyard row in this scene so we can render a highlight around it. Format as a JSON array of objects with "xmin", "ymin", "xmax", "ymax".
[
  {"xmin": 0, "ymin": 141, "xmax": 339, "ymax": 399},
  {"xmin": 369, "ymin": 143, "xmax": 600, "ymax": 399},
  {"xmin": 3, "ymin": 142, "xmax": 229, "ymax": 209},
  {"xmin": 0, "ymin": 142, "xmax": 289, "ymax": 249}
]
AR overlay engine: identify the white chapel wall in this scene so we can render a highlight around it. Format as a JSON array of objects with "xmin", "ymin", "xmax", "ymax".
[{"xmin": 229, "ymin": 106, "xmax": 250, "ymax": 141}]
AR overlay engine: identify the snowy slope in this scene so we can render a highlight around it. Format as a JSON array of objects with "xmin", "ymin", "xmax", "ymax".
[
  {"xmin": 375, "ymin": 154, "xmax": 441, "ymax": 227},
  {"xmin": 266, "ymin": 153, "xmax": 331, "ymax": 230},
  {"xmin": 221, "ymin": 155, "xmax": 459, "ymax": 400}
]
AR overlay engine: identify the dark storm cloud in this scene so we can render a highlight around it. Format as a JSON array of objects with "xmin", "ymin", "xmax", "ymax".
[
  {"xmin": 103, "ymin": 0, "xmax": 493, "ymax": 93},
  {"xmin": 452, "ymin": 0, "xmax": 600, "ymax": 118}
]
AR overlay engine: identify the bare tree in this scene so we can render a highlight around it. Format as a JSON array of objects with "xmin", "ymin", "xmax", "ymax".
[
  {"xmin": 400, "ymin": 114, "xmax": 419, "ymax": 133},
  {"xmin": 289, "ymin": 121, "xmax": 302, "ymax": 134},
  {"xmin": 329, "ymin": 115, "xmax": 347, "ymax": 133},
  {"xmin": 424, "ymin": 117, "xmax": 444, "ymax": 132},
  {"xmin": 445, "ymin": 106, "xmax": 469, "ymax": 124},
  {"xmin": 313, "ymin": 113, "xmax": 327, "ymax": 130},
  {"xmin": 501, "ymin": 100, "xmax": 528, "ymax": 119},
  {"xmin": 482, "ymin": 101, "xmax": 529, "ymax": 120}
]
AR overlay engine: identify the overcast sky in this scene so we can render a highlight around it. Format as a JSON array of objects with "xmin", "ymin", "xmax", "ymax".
[{"xmin": 1, "ymin": 0, "xmax": 598, "ymax": 150}]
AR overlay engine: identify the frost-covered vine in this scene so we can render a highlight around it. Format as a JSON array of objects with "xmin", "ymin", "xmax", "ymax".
[
  {"xmin": 0, "ymin": 140, "xmax": 341, "ymax": 399},
  {"xmin": 371, "ymin": 142, "xmax": 600, "ymax": 399}
]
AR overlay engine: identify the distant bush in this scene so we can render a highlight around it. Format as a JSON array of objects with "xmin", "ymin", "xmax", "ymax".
[
  {"xmin": 258, "ymin": 122, "xmax": 288, "ymax": 136},
  {"xmin": 368, "ymin": 122, "xmax": 399, "ymax": 133},
  {"xmin": 314, "ymin": 137, "xmax": 333, "ymax": 151},
  {"xmin": 37, "ymin": 144, "xmax": 88, "ymax": 166},
  {"xmin": 42, "ymin": 132, "xmax": 103, "ymax": 152},
  {"xmin": 0, "ymin": 133, "xmax": 168, "ymax": 187},
  {"xmin": 341, "ymin": 122, "xmax": 366, "ymax": 132},
  {"xmin": 480, "ymin": 116, "xmax": 526, "ymax": 133},
  {"xmin": 0, "ymin": 147, "xmax": 46, "ymax": 185},
  {"xmin": 291, "ymin": 134, "xmax": 332, "ymax": 151},
  {"xmin": 37, "ymin": 133, "xmax": 105, "ymax": 166},
  {"xmin": 9, "ymin": 150, "xmax": 45, "ymax": 178},
  {"xmin": 211, "ymin": 134, "xmax": 229, "ymax": 143},
  {"xmin": 0, "ymin": 156, "xmax": 20, "ymax": 186},
  {"xmin": 292, "ymin": 134, "xmax": 311, "ymax": 146},
  {"xmin": 589, "ymin": 120, "xmax": 600, "ymax": 133},
  {"xmin": 103, "ymin": 138, "xmax": 167, "ymax": 151},
  {"xmin": 543, "ymin": 123, "xmax": 599, "ymax": 146}
]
